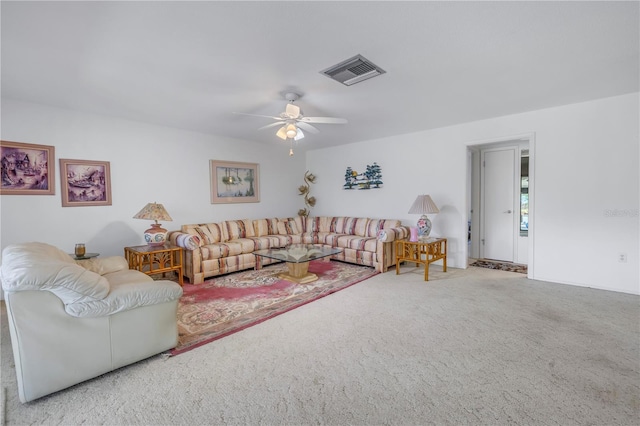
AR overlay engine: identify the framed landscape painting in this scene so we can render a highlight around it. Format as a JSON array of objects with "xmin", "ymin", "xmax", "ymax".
[
  {"xmin": 0, "ymin": 140, "xmax": 55, "ymax": 195},
  {"xmin": 210, "ymin": 160, "xmax": 259, "ymax": 204},
  {"xmin": 60, "ymin": 159, "xmax": 112, "ymax": 207}
]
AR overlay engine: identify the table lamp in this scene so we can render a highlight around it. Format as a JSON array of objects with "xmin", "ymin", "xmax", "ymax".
[
  {"xmin": 408, "ymin": 195, "xmax": 439, "ymax": 239},
  {"xmin": 133, "ymin": 202, "xmax": 173, "ymax": 246}
]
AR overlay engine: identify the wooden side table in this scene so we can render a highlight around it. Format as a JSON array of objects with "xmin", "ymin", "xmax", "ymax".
[
  {"xmin": 124, "ymin": 244, "xmax": 183, "ymax": 286},
  {"xmin": 395, "ymin": 238, "xmax": 447, "ymax": 281}
]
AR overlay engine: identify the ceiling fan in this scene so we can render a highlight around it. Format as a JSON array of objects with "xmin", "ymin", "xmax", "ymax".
[{"xmin": 234, "ymin": 92, "xmax": 348, "ymax": 141}]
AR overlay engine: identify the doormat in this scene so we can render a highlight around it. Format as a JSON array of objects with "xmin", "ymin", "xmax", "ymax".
[
  {"xmin": 170, "ymin": 260, "xmax": 378, "ymax": 356},
  {"xmin": 471, "ymin": 259, "xmax": 527, "ymax": 274}
]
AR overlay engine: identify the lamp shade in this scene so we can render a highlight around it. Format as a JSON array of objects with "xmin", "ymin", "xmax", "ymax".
[
  {"xmin": 408, "ymin": 195, "xmax": 440, "ymax": 215},
  {"xmin": 133, "ymin": 203, "xmax": 173, "ymax": 246},
  {"xmin": 408, "ymin": 195, "xmax": 439, "ymax": 238}
]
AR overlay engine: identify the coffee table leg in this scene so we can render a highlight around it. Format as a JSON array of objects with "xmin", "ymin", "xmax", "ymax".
[{"xmin": 278, "ymin": 261, "xmax": 318, "ymax": 284}]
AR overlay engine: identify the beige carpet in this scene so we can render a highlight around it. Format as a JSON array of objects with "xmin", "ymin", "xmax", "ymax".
[{"xmin": 2, "ymin": 264, "xmax": 639, "ymax": 425}]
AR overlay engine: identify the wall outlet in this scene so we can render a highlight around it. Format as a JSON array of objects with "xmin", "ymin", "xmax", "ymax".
[{"xmin": 618, "ymin": 253, "xmax": 627, "ymax": 263}]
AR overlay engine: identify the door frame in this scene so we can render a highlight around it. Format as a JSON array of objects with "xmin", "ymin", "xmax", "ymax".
[{"xmin": 466, "ymin": 133, "xmax": 536, "ymax": 280}]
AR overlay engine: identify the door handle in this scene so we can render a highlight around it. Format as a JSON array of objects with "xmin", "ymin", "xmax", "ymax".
[{"xmin": 504, "ymin": 210, "xmax": 512, "ymax": 214}]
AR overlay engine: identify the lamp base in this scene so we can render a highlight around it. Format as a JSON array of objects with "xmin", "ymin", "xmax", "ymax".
[
  {"xmin": 144, "ymin": 223, "xmax": 168, "ymax": 246},
  {"xmin": 417, "ymin": 215, "xmax": 432, "ymax": 237}
]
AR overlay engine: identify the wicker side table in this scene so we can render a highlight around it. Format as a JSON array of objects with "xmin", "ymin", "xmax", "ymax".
[
  {"xmin": 395, "ymin": 238, "xmax": 447, "ymax": 281},
  {"xmin": 124, "ymin": 243, "xmax": 183, "ymax": 286}
]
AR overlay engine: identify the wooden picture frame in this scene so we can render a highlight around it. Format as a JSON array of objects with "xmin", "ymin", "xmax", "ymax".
[
  {"xmin": 210, "ymin": 160, "xmax": 259, "ymax": 204},
  {"xmin": 0, "ymin": 140, "xmax": 55, "ymax": 195},
  {"xmin": 59, "ymin": 159, "xmax": 112, "ymax": 207}
]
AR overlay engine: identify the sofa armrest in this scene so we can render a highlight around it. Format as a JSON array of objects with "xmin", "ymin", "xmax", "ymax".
[
  {"xmin": 168, "ymin": 231, "xmax": 202, "ymax": 250},
  {"xmin": 76, "ymin": 256, "xmax": 128, "ymax": 275},
  {"xmin": 377, "ymin": 226, "xmax": 410, "ymax": 242}
]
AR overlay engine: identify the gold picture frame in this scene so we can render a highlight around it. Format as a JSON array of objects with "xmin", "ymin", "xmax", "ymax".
[
  {"xmin": 0, "ymin": 140, "xmax": 55, "ymax": 195},
  {"xmin": 210, "ymin": 160, "xmax": 259, "ymax": 204},
  {"xmin": 60, "ymin": 158, "xmax": 112, "ymax": 207}
]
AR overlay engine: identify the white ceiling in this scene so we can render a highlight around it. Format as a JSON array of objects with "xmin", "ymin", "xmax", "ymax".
[{"xmin": 2, "ymin": 1, "xmax": 638, "ymax": 151}]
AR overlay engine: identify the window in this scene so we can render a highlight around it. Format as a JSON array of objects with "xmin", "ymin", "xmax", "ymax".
[{"xmin": 520, "ymin": 155, "xmax": 529, "ymax": 236}]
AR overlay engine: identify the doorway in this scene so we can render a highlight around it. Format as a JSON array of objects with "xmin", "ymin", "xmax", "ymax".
[{"xmin": 467, "ymin": 135, "xmax": 534, "ymax": 277}]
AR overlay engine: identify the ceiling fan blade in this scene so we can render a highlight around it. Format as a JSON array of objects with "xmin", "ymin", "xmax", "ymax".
[
  {"xmin": 299, "ymin": 116, "xmax": 348, "ymax": 124},
  {"xmin": 257, "ymin": 122, "xmax": 285, "ymax": 131},
  {"xmin": 285, "ymin": 103, "xmax": 301, "ymax": 118},
  {"xmin": 296, "ymin": 122, "xmax": 319, "ymax": 134},
  {"xmin": 294, "ymin": 128, "xmax": 305, "ymax": 141},
  {"xmin": 233, "ymin": 112, "xmax": 286, "ymax": 121},
  {"xmin": 275, "ymin": 125, "xmax": 288, "ymax": 140}
]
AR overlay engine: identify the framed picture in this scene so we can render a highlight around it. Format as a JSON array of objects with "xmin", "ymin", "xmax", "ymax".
[
  {"xmin": 59, "ymin": 159, "xmax": 112, "ymax": 207},
  {"xmin": 0, "ymin": 140, "xmax": 55, "ymax": 195},
  {"xmin": 210, "ymin": 160, "xmax": 259, "ymax": 204}
]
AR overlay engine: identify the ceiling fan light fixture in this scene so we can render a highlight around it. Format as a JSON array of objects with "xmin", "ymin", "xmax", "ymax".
[
  {"xmin": 286, "ymin": 124, "xmax": 298, "ymax": 139},
  {"xmin": 276, "ymin": 125, "xmax": 288, "ymax": 140}
]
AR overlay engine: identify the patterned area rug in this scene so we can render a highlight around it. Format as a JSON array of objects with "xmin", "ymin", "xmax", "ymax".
[
  {"xmin": 471, "ymin": 259, "xmax": 527, "ymax": 274},
  {"xmin": 170, "ymin": 260, "xmax": 378, "ymax": 355}
]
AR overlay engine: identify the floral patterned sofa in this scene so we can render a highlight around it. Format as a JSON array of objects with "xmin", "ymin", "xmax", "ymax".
[{"xmin": 168, "ymin": 216, "xmax": 409, "ymax": 284}]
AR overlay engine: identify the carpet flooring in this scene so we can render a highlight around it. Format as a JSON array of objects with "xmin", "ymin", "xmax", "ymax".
[
  {"xmin": 171, "ymin": 260, "xmax": 378, "ymax": 355},
  {"xmin": 471, "ymin": 258, "xmax": 528, "ymax": 274},
  {"xmin": 1, "ymin": 265, "xmax": 638, "ymax": 425}
]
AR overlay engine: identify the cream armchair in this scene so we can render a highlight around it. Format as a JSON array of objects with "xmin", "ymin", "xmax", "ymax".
[{"xmin": 1, "ymin": 242, "xmax": 183, "ymax": 403}]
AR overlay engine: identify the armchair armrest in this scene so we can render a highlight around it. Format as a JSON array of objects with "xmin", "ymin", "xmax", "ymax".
[{"xmin": 168, "ymin": 231, "xmax": 202, "ymax": 250}]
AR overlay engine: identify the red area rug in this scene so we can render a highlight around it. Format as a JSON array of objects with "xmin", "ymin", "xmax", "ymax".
[{"xmin": 170, "ymin": 260, "xmax": 378, "ymax": 355}]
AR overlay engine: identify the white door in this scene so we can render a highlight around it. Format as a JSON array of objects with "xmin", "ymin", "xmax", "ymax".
[{"xmin": 481, "ymin": 147, "xmax": 516, "ymax": 262}]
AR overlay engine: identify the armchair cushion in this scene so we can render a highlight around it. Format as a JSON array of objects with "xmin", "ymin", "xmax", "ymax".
[
  {"xmin": 65, "ymin": 277, "xmax": 183, "ymax": 318},
  {"xmin": 1, "ymin": 242, "xmax": 109, "ymax": 304},
  {"xmin": 75, "ymin": 256, "xmax": 128, "ymax": 275}
]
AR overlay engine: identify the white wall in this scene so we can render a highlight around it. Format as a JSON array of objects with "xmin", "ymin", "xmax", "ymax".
[
  {"xmin": 306, "ymin": 93, "xmax": 639, "ymax": 295},
  {"xmin": 3, "ymin": 94, "xmax": 638, "ymax": 294},
  {"xmin": 1, "ymin": 99, "xmax": 306, "ymax": 258}
]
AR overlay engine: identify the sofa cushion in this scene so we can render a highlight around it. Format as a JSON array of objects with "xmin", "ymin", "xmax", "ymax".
[
  {"xmin": 334, "ymin": 235, "xmax": 378, "ymax": 252},
  {"xmin": 276, "ymin": 219, "xmax": 299, "ymax": 235},
  {"xmin": 330, "ymin": 217, "xmax": 349, "ymax": 233},
  {"xmin": 248, "ymin": 236, "xmax": 281, "ymax": 250},
  {"xmin": 344, "ymin": 217, "xmax": 370, "ymax": 237},
  {"xmin": 223, "ymin": 219, "xmax": 255, "ymax": 240},
  {"xmin": 307, "ymin": 216, "xmax": 334, "ymax": 233},
  {"xmin": 201, "ymin": 239, "xmax": 256, "ymax": 260},
  {"xmin": 293, "ymin": 216, "xmax": 306, "ymax": 233},
  {"xmin": 1, "ymin": 242, "xmax": 110, "ymax": 304},
  {"xmin": 191, "ymin": 224, "xmax": 223, "ymax": 244},
  {"xmin": 253, "ymin": 218, "xmax": 279, "ymax": 237},
  {"xmin": 366, "ymin": 219, "xmax": 402, "ymax": 238}
]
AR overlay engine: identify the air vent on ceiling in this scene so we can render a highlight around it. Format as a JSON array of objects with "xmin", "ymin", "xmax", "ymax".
[{"xmin": 320, "ymin": 54, "xmax": 386, "ymax": 86}]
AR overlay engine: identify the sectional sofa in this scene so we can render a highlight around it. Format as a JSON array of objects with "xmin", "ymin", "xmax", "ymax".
[{"xmin": 168, "ymin": 216, "xmax": 409, "ymax": 284}]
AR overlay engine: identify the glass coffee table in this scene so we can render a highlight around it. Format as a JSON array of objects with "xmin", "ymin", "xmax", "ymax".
[{"xmin": 254, "ymin": 244, "xmax": 342, "ymax": 284}]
